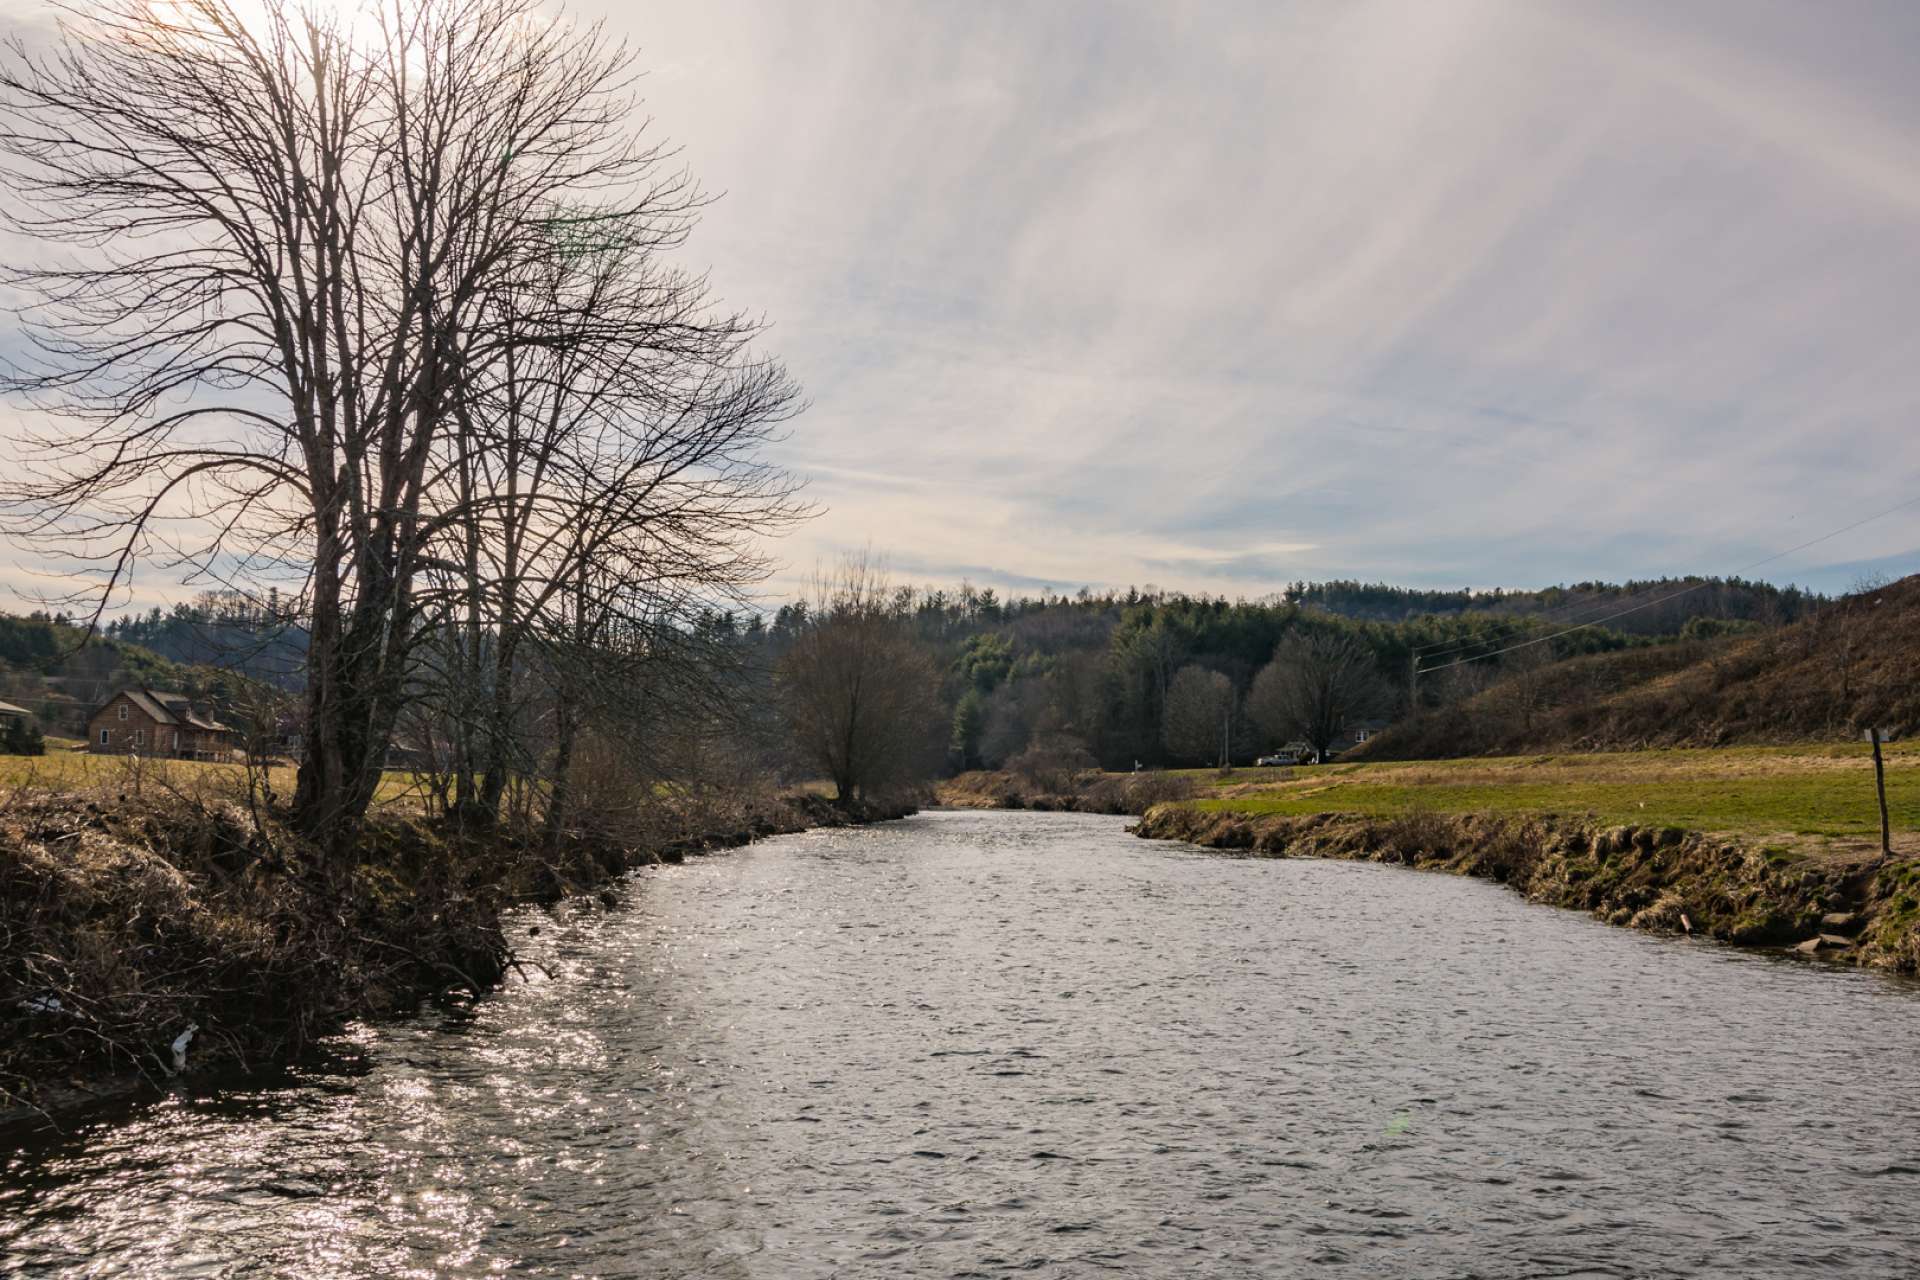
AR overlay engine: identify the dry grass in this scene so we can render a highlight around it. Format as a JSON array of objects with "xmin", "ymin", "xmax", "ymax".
[
  {"xmin": 0, "ymin": 748, "xmax": 424, "ymax": 806},
  {"xmin": 1, "ymin": 784, "xmax": 510, "ymax": 1115}
]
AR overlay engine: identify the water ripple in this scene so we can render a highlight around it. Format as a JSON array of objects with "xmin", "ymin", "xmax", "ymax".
[{"xmin": 4, "ymin": 810, "xmax": 1919, "ymax": 1276}]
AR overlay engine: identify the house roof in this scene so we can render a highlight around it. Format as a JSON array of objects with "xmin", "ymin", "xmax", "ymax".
[
  {"xmin": 118, "ymin": 688, "xmax": 177, "ymax": 724},
  {"xmin": 103, "ymin": 687, "xmax": 234, "ymax": 734},
  {"xmin": 0, "ymin": 699, "xmax": 30, "ymax": 718}
]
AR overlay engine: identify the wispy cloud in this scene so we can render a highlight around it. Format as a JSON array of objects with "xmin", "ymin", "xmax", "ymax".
[
  {"xmin": 578, "ymin": 0, "xmax": 1920, "ymax": 598},
  {"xmin": 4, "ymin": 0, "xmax": 1917, "ymax": 609}
]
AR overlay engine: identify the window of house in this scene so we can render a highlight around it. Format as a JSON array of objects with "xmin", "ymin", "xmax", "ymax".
[
  {"xmin": 133, "ymin": 729, "xmax": 146, "ymax": 747},
  {"xmin": 117, "ymin": 703, "xmax": 128, "ymax": 721},
  {"xmin": 99, "ymin": 728, "xmax": 110, "ymax": 745},
  {"xmin": 172, "ymin": 732, "xmax": 180, "ymax": 751}
]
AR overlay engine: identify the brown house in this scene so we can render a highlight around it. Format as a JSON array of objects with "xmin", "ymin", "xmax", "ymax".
[{"xmin": 87, "ymin": 687, "xmax": 236, "ymax": 762}]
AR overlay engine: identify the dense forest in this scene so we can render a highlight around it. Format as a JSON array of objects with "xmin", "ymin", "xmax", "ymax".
[
  {"xmin": 1280, "ymin": 577, "xmax": 1817, "ymax": 631},
  {"xmin": 2, "ymin": 573, "xmax": 1820, "ymax": 778},
  {"xmin": 102, "ymin": 591, "xmax": 307, "ymax": 689},
  {"xmin": 754, "ymin": 574, "xmax": 1818, "ymax": 773}
]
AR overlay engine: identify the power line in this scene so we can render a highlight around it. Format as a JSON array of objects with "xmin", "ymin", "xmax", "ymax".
[
  {"xmin": 1416, "ymin": 488, "xmax": 1920, "ymax": 676},
  {"xmin": 1409, "ymin": 577, "xmax": 1706, "ymax": 663},
  {"xmin": 1408, "ymin": 565, "xmax": 1809, "ymax": 663}
]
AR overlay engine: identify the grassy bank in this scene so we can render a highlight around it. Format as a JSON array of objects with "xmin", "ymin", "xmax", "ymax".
[
  {"xmin": 1176, "ymin": 743, "xmax": 1920, "ymax": 850},
  {"xmin": 1130, "ymin": 743, "xmax": 1920, "ymax": 974},
  {"xmin": 1, "ymin": 767, "xmax": 907, "ymax": 1128}
]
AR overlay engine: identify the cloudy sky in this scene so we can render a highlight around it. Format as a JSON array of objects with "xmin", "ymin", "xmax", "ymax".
[
  {"xmin": 582, "ymin": 0, "xmax": 1920, "ymax": 599},
  {"xmin": 5, "ymin": 0, "xmax": 1920, "ymax": 606}
]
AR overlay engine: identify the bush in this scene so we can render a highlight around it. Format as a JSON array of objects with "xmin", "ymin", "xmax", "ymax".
[
  {"xmin": 1, "ymin": 717, "xmax": 45, "ymax": 756},
  {"xmin": 1077, "ymin": 770, "xmax": 1197, "ymax": 815},
  {"xmin": 1006, "ymin": 734, "xmax": 1098, "ymax": 794},
  {"xmin": 1378, "ymin": 806, "xmax": 1453, "ymax": 864}
]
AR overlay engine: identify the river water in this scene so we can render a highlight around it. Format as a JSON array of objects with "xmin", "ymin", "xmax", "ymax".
[{"xmin": 4, "ymin": 810, "xmax": 1918, "ymax": 1277}]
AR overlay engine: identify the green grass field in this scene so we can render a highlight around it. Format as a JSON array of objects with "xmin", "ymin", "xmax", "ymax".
[{"xmin": 1176, "ymin": 742, "xmax": 1920, "ymax": 846}]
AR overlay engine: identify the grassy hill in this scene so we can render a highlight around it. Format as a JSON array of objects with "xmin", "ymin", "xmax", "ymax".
[{"xmin": 1360, "ymin": 574, "xmax": 1920, "ymax": 760}]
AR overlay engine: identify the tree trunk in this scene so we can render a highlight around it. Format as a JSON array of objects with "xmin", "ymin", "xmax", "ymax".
[
  {"xmin": 293, "ymin": 557, "xmax": 406, "ymax": 853},
  {"xmin": 293, "ymin": 638, "xmax": 391, "ymax": 849},
  {"xmin": 293, "ymin": 555, "xmax": 348, "ymax": 841},
  {"xmin": 478, "ymin": 632, "xmax": 520, "ymax": 821},
  {"xmin": 543, "ymin": 687, "xmax": 577, "ymax": 853}
]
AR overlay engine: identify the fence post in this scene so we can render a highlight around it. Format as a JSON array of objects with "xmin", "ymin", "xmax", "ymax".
[{"xmin": 1871, "ymin": 727, "xmax": 1891, "ymax": 861}]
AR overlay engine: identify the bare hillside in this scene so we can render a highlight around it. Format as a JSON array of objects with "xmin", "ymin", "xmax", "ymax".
[{"xmin": 1359, "ymin": 575, "xmax": 1920, "ymax": 759}]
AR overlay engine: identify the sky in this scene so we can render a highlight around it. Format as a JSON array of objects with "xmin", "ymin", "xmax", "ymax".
[{"xmin": 4, "ymin": 0, "xmax": 1920, "ymax": 608}]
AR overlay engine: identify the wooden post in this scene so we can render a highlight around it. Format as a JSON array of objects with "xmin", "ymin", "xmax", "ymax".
[{"xmin": 1871, "ymin": 727, "xmax": 1892, "ymax": 860}]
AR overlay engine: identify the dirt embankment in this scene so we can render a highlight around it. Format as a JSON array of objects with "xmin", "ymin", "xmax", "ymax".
[
  {"xmin": 1, "ymin": 787, "xmax": 914, "ymax": 1127},
  {"xmin": 1133, "ymin": 804, "xmax": 1920, "ymax": 974}
]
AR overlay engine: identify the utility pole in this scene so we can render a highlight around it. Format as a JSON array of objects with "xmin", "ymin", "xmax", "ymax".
[{"xmin": 1870, "ymin": 726, "xmax": 1892, "ymax": 862}]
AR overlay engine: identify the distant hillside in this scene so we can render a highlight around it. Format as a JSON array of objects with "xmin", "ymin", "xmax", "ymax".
[
  {"xmin": 1285, "ymin": 576, "xmax": 1819, "ymax": 631},
  {"xmin": 1357, "ymin": 575, "xmax": 1920, "ymax": 759},
  {"xmin": 105, "ymin": 597, "xmax": 306, "ymax": 690},
  {"xmin": 0, "ymin": 613, "xmax": 256, "ymax": 739}
]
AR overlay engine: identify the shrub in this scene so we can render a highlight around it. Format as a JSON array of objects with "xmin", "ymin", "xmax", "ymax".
[
  {"xmin": 1076, "ymin": 770, "xmax": 1197, "ymax": 815},
  {"xmin": 1379, "ymin": 806, "xmax": 1452, "ymax": 864},
  {"xmin": 1, "ymin": 717, "xmax": 44, "ymax": 756},
  {"xmin": 1006, "ymin": 734, "xmax": 1098, "ymax": 794}
]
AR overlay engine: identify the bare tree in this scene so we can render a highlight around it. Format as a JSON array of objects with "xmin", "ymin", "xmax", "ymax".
[
  {"xmin": 1494, "ymin": 641, "xmax": 1556, "ymax": 736},
  {"xmin": 1162, "ymin": 664, "xmax": 1233, "ymax": 766},
  {"xmin": 0, "ymin": 1, "xmax": 800, "ymax": 846},
  {"xmin": 1430, "ymin": 661, "xmax": 1497, "ymax": 712},
  {"xmin": 423, "ymin": 196, "xmax": 803, "ymax": 826},
  {"xmin": 1247, "ymin": 631, "xmax": 1391, "ymax": 762},
  {"xmin": 776, "ymin": 556, "xmax": 942, "ymax": 806}
]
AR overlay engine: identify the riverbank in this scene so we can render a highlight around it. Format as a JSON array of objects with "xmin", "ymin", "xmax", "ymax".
[
  {"xmin": 0, "ymin": 780, "xmax": 913, "ymax": 1129},
  {"xmin": 946, "ymin": 747, "xmax": 1920, "ymax": 972},
  {"xmin": 1133, "ymin": 804, "xmax": 1920, "ymax": 975},
  {"xmin": 938, "ymin": 768, "xmax": 1197, "ymax": 813}
]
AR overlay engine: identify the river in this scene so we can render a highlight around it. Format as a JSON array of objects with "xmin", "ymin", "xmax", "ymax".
[{"xmin": 4, "ymin": 809, "xmax": 1918, "ymax": 1277}]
